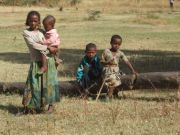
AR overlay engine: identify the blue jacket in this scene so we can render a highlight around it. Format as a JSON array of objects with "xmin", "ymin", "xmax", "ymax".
[{"xmin": 76, "ymin": 55, "xmax": 102, "ymax": 81}]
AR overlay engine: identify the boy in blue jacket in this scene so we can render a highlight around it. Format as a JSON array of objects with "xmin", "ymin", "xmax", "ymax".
[{"xmin": 76, "ymin": 43, "xmax": 102, "ymax": 92}]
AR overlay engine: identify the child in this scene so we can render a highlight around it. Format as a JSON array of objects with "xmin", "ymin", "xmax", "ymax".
[
  {"xmin": 76, "ymin": 43, "xmax": 102, "ymax": 94},
  {"xmin": 39, "ymin": 15, "xmax": 61, "ymax": 74},
  {"xmin": 101, "ymin": 35, "xmax": 137, "ymax": 98},
  {"xmin": 22, "ymin": 11, "xmax": 60, "ymax": 114}
]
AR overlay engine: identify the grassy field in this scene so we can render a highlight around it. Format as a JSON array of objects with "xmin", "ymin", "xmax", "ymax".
[{"xmin": 0, "ymin": 0, "xmax": 180, "ymax": 134}]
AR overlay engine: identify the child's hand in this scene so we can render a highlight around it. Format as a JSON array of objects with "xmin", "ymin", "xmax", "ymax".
[
  {"xmin": 132, "ymin": 71, "xmax": 138, "ymax": 77},
  {"xmin": 46, "ymin": 42, "xmax": 51, "ymax": 46},
  {"xmin": 47, "ymin": 46, "xmax": 58, "ymax": 54},
  {"xmin": 100, "ymin": 60, "xmax": 106, "ymax": 64},
  {"xmin": 37, "ymin": 41, "xmax": 43, "ymax": 45},
  {"xmin": 108, "ymin": 58, "xmax": 115, "ymax": 65}
]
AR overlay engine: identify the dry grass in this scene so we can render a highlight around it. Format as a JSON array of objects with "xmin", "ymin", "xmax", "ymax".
[{"xmin": 0, "ymin": 91, "xmax": 179, "ymax": 135}]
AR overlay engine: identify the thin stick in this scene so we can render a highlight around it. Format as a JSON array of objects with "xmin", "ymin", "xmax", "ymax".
[
  {"xmin": 41, "ymin": 74, "xmax": 44, "ymax": 108},
  {"xmin": 96, "ymin": 79, "xmax": 106, "ymax": 101}
]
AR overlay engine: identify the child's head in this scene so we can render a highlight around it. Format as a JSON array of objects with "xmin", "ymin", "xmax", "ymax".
[
  {"xmin": 110, "ymin": 35, "xmax": 122, "ymax": 51},
  {"xmin": 85, "ymin": 43, "xmax": 97, "ymax": 59},
  {"xmin": 25, "ymin": 11, "xmax": 41, "ymax": 30},
  {"xmin": 43, "ymin": 15, "xmax": 56, "ymax": 31}
]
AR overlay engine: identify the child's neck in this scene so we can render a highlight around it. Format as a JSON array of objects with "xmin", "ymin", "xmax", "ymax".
[
  {"xmin": 46, "ymin": 28, "xmax": 54, "ymax": 32},
  {"xmin": 29, "ymin": 28, "xmax": 39, "ymax": 31},
  {"xmin": 86, "ymin": 56, "xmax": 95, "ymax": 62},
  {"xmin": 110, "ymin": 48, "xmax": 118, "ymax": 52}
]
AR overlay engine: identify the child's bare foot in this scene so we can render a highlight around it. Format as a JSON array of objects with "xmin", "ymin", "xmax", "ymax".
[
  {"xmin": 55, "ymin": 58, "xmax": 63, "ymax": 67},
  {"xmin": 38, "ymin": 67, "xmax": 48, "ymax": 75},
  {"xmin": 46, "ymin": 105, "xmax": 54, "ymax": 114}
]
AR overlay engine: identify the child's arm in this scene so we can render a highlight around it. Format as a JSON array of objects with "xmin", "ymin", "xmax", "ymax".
[
  {"xmin": 100, "ymin": 52, "xmax": 115, "ymax": 65},
  {"xmin": 47, "ymin": 46, "xmax": 58, "ymax": 55},
  {"xmin": 124, "ymin": 60, "xmax": 138, "ymax": 75},
  {"xmin": 50, "ymin": 34, "xmax": 60, "ymax": 47},
  {"xmin": 101, "ymin": 55, "xmax": 116, "ymax": 65},
  {"xmin": 120, "ymin": 51, "xmax": 138, "ymax": 75},
  {"xmin": 45, "ymin": 33, "xmax": 60, "ymax": 47},
  {"xmin": 76, "ymin": 60, "xmax": 84, "ymax": 82},
  {"xmin": 23, "ymin": 31, "xmax": 47, "ymax": 51}
]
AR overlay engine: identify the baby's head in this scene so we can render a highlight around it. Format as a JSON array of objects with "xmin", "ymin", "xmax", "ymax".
[
  {"xmin": 85, "ymin": 43, "xmax": 97, "ymax": 59},
  {"xmin": 110, "ymin": 34, "xmax": 122, "ymax": 51},
  {"xmin": 43, "ymin": 15, "xmax": 56, "ymax": 31},
  {"xmin": 25, "ymin": 10, "xmax": 41, "ymax": 30}
]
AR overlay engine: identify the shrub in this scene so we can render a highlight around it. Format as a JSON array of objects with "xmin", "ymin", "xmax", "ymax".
[
  {"xmin": 0, "ymin": 0, "xmax": 60, "ymax": 6},
  {"xmin": 1, "ymin": 0, "xmax": 39, "ymax": 6},
  {"xmin": 87, "ymin": 10, "xmax": 101, "ymax": 21},
  {"xmin": 69, "ymin": 0, "xmax": 81, "ymax": 6}
]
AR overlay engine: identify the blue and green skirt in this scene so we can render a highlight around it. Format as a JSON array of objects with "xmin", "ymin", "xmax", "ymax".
[{"xmin": 22, "ymin": 57, "xmax": 60, "ymax": 110}]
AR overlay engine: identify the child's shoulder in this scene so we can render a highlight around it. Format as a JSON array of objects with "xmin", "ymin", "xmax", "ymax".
[
  {"xmin": 23, "ymin": 28, "xmax": 44, "ymax": 35},
  {"xmin": 39, "ymin": 28, "xmax": 45, "ymax": 34},
  {"xmin": 23, "ymin": 29, "xmax": 30, "ymax": 34},
  {"xmin": 23, "ymin": 29, "xmax": 31, "ymax": 37},
  {"xmin": 117, "ymin": 50, "xmax": 127, "ymax": 58},
  {"xmin": 117, "ymin": 49, "xmax": 126, "ymax": 55},
  {"xmin": 94, "ymin": 55, "xmax": 101, "ymax": 61},
  {"xmin": 103, "ymin": 48, "xmax": 111, "ymax": 54},
  {"xmin": 47, "ymin": 29, "xmax": 58, "ymax": 34}
]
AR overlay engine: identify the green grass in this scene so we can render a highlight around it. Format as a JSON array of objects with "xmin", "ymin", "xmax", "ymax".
[{"xmin": 0, "ymin": 4, "xmax": 180, "ymax": 135}]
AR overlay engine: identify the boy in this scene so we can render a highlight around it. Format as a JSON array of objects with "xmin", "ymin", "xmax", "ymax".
[
  {"xmin": 101, "ymin": 35, "xmax": 137, "ymax": 98},
  {"xmin": 76, "ymin": 43, "xmax": 102, "ymax": 94}
]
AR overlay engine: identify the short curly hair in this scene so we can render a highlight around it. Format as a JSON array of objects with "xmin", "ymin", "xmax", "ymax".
[
  {"xmin": 85, "ymin": 43, "xmax": 97, "ymax": 52},
  {"xmin": 110, "ymin": 34, "xmax": 122, "ymax": 44}
]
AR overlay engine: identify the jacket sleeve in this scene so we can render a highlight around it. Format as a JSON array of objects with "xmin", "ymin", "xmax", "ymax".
[
  {"xmin": 76, "ymin": 60, "xmax": 84, "ymax": 81},
  {"xmin": 23, "ymin": 31, "xmax": 47, "ymax": 51}
]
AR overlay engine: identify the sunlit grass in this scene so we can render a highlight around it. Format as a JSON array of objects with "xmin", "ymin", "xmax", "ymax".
[{"xmin": 0, "ymin": 91, "xmax": 179, "ymax": 135}]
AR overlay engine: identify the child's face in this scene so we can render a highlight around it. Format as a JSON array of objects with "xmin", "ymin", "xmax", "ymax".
[
  {"xmin": 28, "ymin": 15, "xmax": 39, "ymax": 30},
  {"xmin": 43, "ymin": 20, "xmax": 53, "ymax": 31},
  {"xmin": 85, "ymin": 48, "xmax": 96, "ymax": 59},
  {"xmin": 111, "ymin": 38, "xmax": 122, "ymax": 51}
]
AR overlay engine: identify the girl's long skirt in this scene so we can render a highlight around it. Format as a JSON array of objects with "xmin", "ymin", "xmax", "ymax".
[{"xmin": 22, "ymin": 57, "xmax": 60, "ymax": 110}]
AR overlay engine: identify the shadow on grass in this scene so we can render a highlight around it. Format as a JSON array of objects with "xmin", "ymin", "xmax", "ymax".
[
  {"xmin": 59, "ymin": 49, "xmax": 180, "ymax": 77},
  {"xmin": 123, "ymin": 49, "xmax": 180, "ymax": 73},
  {"xmin": 120, "ymin": 95, "xmax": 179, "ymax": 102},
  {"xmin": 118, "ymin": 89, "xmax": 179, "ymax": 102},
  {"xmin": 0, "ymin": 104, "xmax": 23, "ymax": 114},
  {"xmin": 0, "ymin": 49, "xmax": 180, "ymax": 77},
  {"xmin": 0, "ymin": 52, "xmax": 29, "ymax": 64}
]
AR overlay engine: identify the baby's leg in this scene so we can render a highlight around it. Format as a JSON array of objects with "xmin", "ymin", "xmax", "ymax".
[
  {"xmin": 39, "ymin": 53, "xmax": 48, "ymax": 74},
  {"xmin": 54, "ymin": 53, "xmax": 62, "ymax": 67}
]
